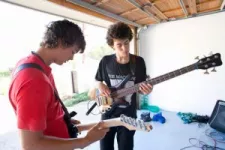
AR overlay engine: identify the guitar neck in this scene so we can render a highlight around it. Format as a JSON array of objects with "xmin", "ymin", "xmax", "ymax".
[
  {"xmin": 147, "ymin": 63, "xmax": 197, "ymax": 85},
  {"xmin": 113, "ymin": 63, "xmax": 197, "ymax": 98},
  {"xmin": 76, "ymin": 115, "xmax": 151, "ymax": 132},
  {"xmin": 76, "ymin": 118, "xmax": 122, "ymax": 132}
]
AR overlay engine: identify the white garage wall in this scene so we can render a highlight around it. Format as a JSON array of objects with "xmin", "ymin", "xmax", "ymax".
[{"xmin": 139, "ymin": 12, "xmax": 225, "ymax": 115}]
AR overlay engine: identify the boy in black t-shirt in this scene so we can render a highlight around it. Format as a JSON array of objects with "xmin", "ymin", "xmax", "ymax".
[{"xmin": 95, "ymin": 22, "xmax": 153, "ymax": 150}]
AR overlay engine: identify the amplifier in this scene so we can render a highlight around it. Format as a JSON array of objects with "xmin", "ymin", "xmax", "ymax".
[{"xmin": 208, "ymin": 100, "xmax": 225, "ymax": 133}]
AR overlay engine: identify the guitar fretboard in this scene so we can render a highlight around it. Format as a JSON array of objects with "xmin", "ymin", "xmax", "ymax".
[
  {"xmin": 112, "ymin": 63, "xmax": 197, "ymax": 98},
  {"xmin": 120, "ymin": 114, "xmax": 151, "ymax": 131}
]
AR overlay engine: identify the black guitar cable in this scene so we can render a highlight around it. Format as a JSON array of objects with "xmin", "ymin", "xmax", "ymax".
[{"xmin": 86, "ymin": 100, "xmax": 100, "ymax": 115}]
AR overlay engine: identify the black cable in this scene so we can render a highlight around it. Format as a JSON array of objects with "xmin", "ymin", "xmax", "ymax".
[
  {"xmin": 180, "ymin": 128, "xmax": 225, "ymax": 150},
  {"xmin": 86, "ymin": 101, "xmax": 97, "ymax": 115},
  {"xmin": 87, "ymin": 100, "xmax": 101, "ymax": 115},
  {"xmin": 180, "ymin": 138, "xmax": 224, "ymax": 150},
  {"xmin": 205, "ymin": 129, "xmax": 225, "ymax": 144}
]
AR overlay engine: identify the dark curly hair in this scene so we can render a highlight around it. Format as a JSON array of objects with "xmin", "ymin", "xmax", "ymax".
[
  {"xmin": 106, "ymin": 22, "xmax": 133, "ymax": 46},
  {"xmin": 40, "ymin": 19, "xmax": 86, "ymax": 53}
]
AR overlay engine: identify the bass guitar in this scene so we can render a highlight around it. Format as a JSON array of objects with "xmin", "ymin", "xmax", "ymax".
[
  {"xmin": 86, "ymin": 53, "xmax": 222, "ymax": 116},
  {"xmin": 77, "ymin": 114, "xmax": 152, "ymax": 133}
]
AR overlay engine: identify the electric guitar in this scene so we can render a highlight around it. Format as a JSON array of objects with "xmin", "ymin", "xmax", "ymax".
[
  {"xmin": 86, "ymin": 53, "xmax": 222, "ymax": 116},
  {"xmin": 76, "ymin": 114, "xmax": 152, "ymax": 132}
]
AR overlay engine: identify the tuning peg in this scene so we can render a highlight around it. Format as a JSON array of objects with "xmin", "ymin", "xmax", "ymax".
[
  {"xmin": 195, "ymin": 56, "xmax": 199, "ymax": 60},
  {"xmin": 211, "ymin": 68, "xmax": 216, "ymax": 72},
  {"xmin": 204, "ymin": 70, "xmax": 209, "ymax": 74}
]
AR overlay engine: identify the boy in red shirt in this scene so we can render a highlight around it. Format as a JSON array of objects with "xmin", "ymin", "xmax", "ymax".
[{"xmin": 8, "ymin": 19, "xmax": 108, "ymax": 150}]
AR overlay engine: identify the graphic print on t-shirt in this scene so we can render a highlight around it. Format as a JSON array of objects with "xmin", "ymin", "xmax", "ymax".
[{"xmin": 108, "ymin": 74, "xmax": 136, "ymax": 104}]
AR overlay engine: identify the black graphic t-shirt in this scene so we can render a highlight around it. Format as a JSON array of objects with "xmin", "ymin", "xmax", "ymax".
[{"xmin": 95, "ymin": 54, "xmax": 147, "ymax": 118}]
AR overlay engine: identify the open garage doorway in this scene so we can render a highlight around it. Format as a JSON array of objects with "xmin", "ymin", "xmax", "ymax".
[{"xmin": 0, "ymin": 1, "xmax": 115, "ymax": 149}]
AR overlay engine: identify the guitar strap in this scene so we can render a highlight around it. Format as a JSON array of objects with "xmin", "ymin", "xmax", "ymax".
[
  {"xmin": 13, "ymin": 63, "xmax": 78, "ymax": 138},
  {"xmin": 129, "ymin": 54, "xmax": 136, "ymax": 78}
]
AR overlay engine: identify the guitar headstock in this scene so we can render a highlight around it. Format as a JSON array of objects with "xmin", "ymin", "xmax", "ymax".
[
  {"xmin": 120, "ymin": 114, "xmax": 152, "ymax": 132},
  {"xmin": 196, "ymin": 53, "xmax": 222, "ymax": 71}
]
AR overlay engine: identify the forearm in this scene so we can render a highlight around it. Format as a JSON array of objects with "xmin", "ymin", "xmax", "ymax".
[
  {"xmin": 22, "ymin": 135, "xmax": 91, "ymax": 150},
  {"xmin": 77, "ymin": 119, "xmax": 120, "ymax": 132},
  {"xmin": 41, "ymin": 136, "xmax": 91, "ymax": 150},
  {"xmin": 95, "ymin": 80, "xmax": 103, "ymax": 88},
  {"xmin": 88, "ymin": 81, "xmax": 102, "ymax": 99},
  {"xmin": 77, "ymin": 123, "xmax": 96, "ymax": 132}
]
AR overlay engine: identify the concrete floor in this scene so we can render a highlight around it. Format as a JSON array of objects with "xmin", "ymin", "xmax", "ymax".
[{"xmin": 1, "ymin": 97, "xmax": 225, "ymax": 150}]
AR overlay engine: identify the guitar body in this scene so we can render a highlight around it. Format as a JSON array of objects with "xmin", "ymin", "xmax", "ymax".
[
  {"xmin": 104, "ymin": 87, "xmax": 130, "ymax": 117},
  {"xmin": 94, "ymin": 74, "xmax": 133, "ymax": 117},
  {"xmin": 109, "ymin": 86, "xmax": 128, "ymax": 104}
]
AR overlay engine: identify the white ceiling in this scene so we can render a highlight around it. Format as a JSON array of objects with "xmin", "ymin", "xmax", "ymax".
[{"xmin": 4, "ymin": 0, "xmax": 112, "ymax": 28}]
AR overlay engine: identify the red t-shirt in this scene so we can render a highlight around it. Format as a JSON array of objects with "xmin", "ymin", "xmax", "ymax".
[{"xmin": 8, "ymin": 52, "xmax": 70, "ymax": 138}]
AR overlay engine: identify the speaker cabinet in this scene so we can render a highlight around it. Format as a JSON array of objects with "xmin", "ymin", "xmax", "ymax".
[{"xmin": 208, "ymin": 100, "xmax": 225, "ymax": 133}]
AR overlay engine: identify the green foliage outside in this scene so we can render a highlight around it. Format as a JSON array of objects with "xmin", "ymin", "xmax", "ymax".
[
  {"xmin": 0, "ymin": 70, "xmax": 10, "ymax": 77},
  {"xmin": 0, "ymin": 70, "xmax": 11, "ymax": 95},
  {"xmin": 88, "ymin": 44, "xmax": 114, "ymax": 60},
  {"xmin": 63, "ymin": 91, "xmax": 89, "ymax": 107}
]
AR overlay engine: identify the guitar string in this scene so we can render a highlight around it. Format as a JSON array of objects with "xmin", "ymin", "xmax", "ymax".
[{"xmin": 97, "ymin": 64, "xmax": 196, "ymax": 111}]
